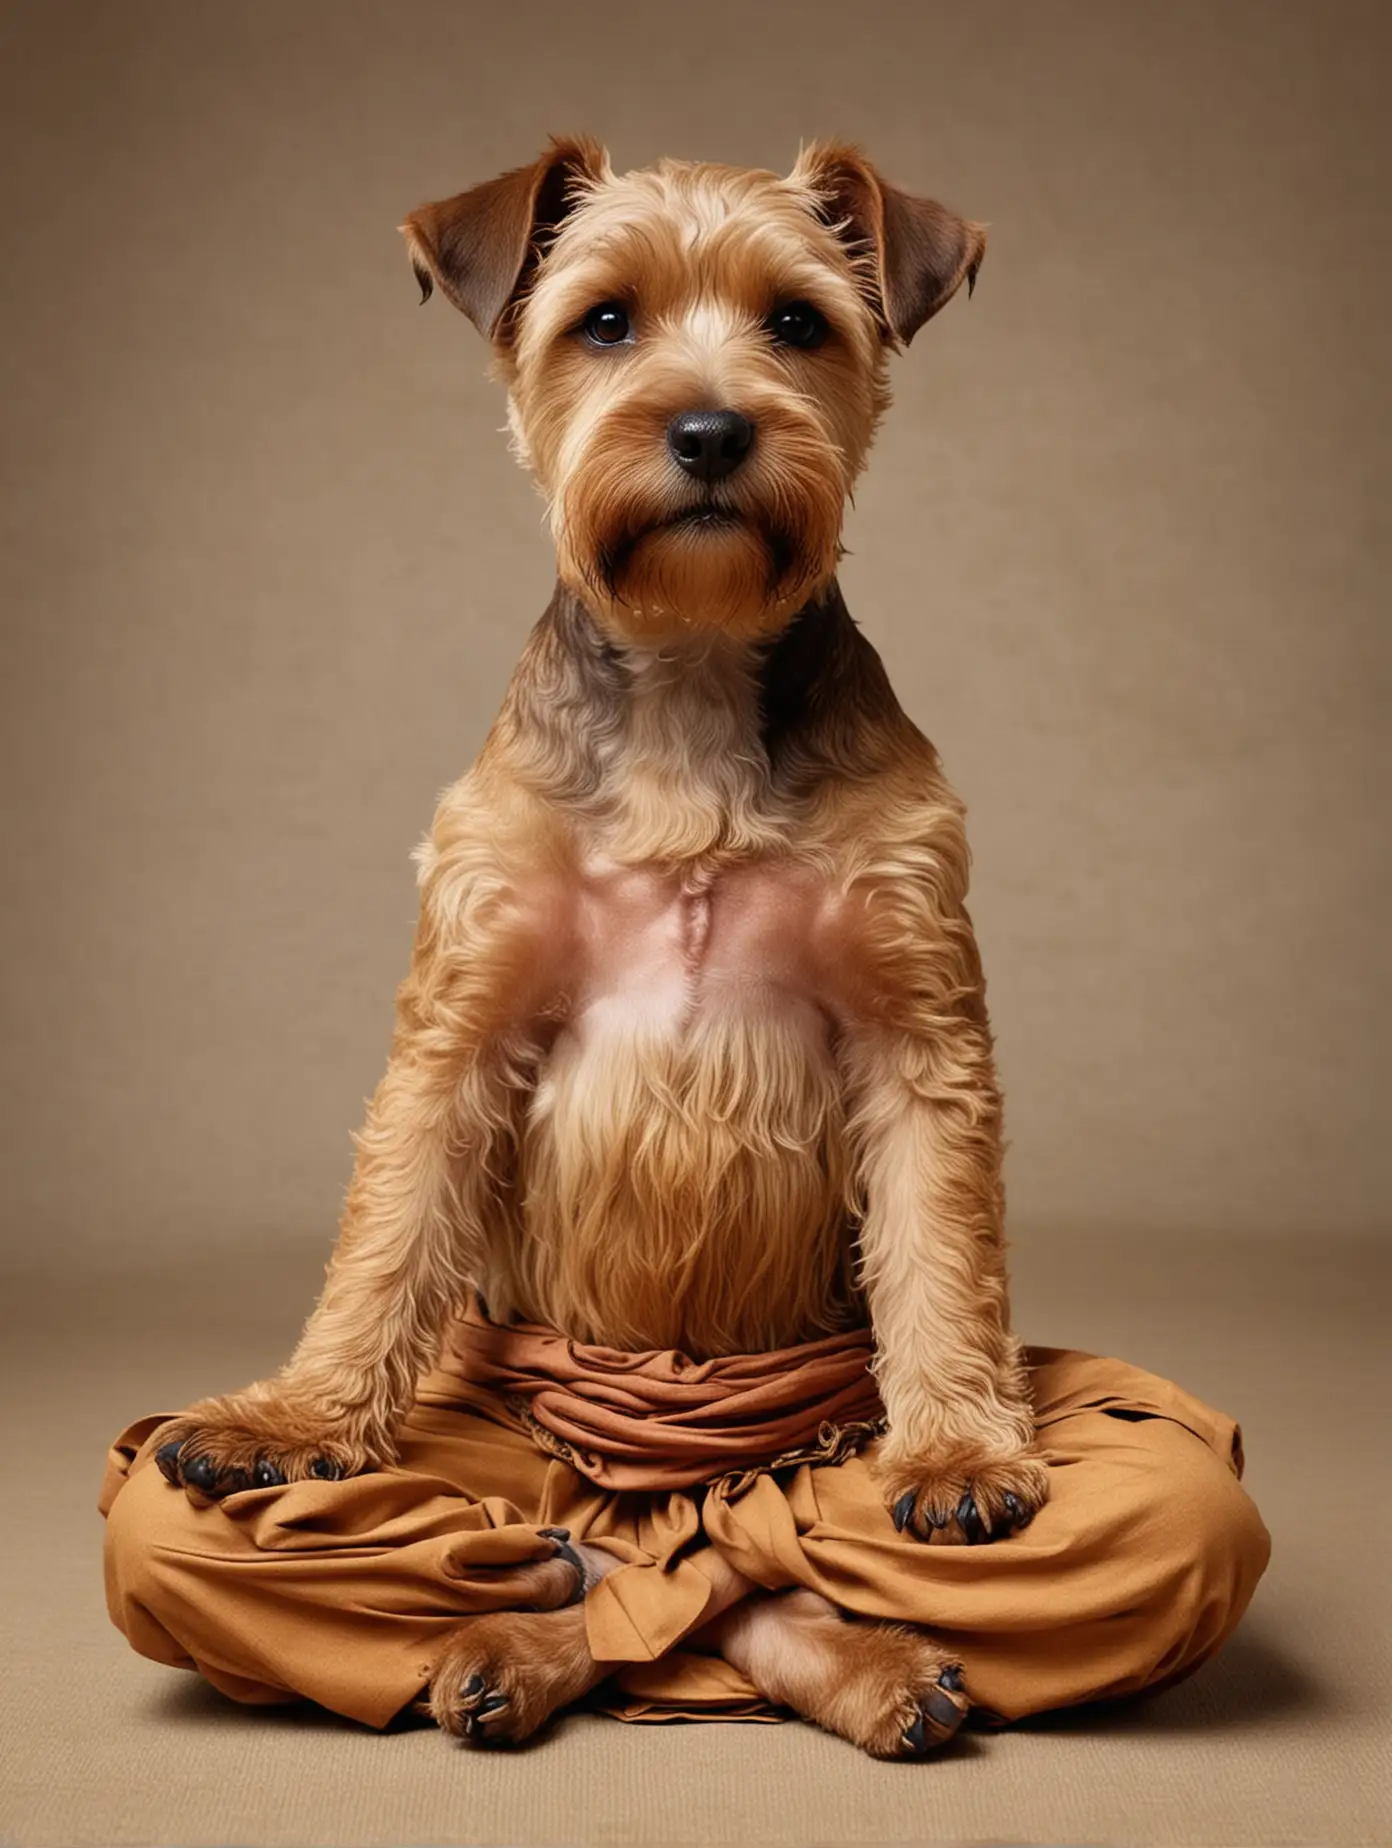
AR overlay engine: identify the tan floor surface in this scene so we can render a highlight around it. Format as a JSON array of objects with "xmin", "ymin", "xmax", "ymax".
[{"xmin": 2, "ymin": 1228, "xmax": 1386, "ymax": 1848}]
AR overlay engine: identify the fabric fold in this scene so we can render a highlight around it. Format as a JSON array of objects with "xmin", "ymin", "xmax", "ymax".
[
  {"xmin": 100, "ymin": 1340, "xmax": 1271, "ymax": 1728},
  {"xmin": 441, "ymin": 1298, "xmax": 885, "ymax": 1491}
]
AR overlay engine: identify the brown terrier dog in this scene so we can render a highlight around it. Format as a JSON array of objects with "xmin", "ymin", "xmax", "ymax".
[{"xmin": 153, "ymin": 139, "xmax": 1049, "ymax": 1757}]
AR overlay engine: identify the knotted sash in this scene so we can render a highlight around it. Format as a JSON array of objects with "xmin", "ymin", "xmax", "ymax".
[{"xmin": 441, "ymin": 1299, "xmax": 886, "ymax": 1492}]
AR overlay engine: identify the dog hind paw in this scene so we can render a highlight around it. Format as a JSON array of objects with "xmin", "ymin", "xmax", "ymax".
[
  {"xmin": 429, "ymin": 1606, "xmax": 598, "ymax": 1748},
  {"xmin": 897, "ymin": 1663, "xmax": 971, "ymax": 1758}
]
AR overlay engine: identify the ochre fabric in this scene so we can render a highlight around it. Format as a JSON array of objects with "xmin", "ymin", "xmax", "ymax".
[
  {"xmin": 99, "ymin": 1340, "xmax": 1271, "ymax": 1730},
  {"xmin": 444, "ymin": 1300, "xmax": 886, "ymax": 1492}
]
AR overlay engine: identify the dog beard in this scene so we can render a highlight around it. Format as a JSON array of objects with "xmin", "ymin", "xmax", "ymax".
[
  {"xmin": 559, "ymin": 466, "xmax": 844, "ymax": 644},
  {"xmin": 592, "ymin": 503, "xmax": 820, "ymax": 640}
]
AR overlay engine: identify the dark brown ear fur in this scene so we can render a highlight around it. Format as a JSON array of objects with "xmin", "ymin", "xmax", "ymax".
[
  {"xmin": 797, "ymin": 143, "xmax": 987, "ymax": 345},
  {"xmin": 400, "ymin": 136, "xmax": 607, "ymax": 340}
]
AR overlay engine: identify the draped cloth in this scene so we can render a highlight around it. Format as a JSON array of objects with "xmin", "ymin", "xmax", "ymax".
[
  {"xmin": 443, "ymin": 1298, "xmax": 885, "ymax": 1492},
  {"xmin": 99, "ymin": 1318, "xmax": 1271, "ymax": 1732}
]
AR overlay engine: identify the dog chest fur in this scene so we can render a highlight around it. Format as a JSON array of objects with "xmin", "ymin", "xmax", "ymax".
[
  {"xmin": 497, "ymin": 655, "xmax": 864, "ymax": 1357},
  {"xmin": 510, "ymin": 857, "xmax": 860, "ymax": 1355}
]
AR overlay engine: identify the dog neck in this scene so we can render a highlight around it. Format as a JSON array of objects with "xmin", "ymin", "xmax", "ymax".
[{"xmin": 488, "ymin": 580, "xmax": 907, "ymax": 864}]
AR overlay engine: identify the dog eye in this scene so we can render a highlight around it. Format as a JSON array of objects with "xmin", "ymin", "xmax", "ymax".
[
  {"xmin": 767, "ymin": 301, "xmax": 829, "ymax": 349},
  {"xmin": 582, "ymin": 302, "xmax": 632, "ymax": 346}
]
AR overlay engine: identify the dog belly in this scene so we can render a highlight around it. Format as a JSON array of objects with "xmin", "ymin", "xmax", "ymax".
[{"xmin": 499, "ymin": 860, "xmax": 861, "ymax": 1357}]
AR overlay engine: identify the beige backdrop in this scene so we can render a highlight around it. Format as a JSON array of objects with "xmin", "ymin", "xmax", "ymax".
[{"xmin": 1, "ymin": 0, "xmax": 1387, "ymax": 1279}]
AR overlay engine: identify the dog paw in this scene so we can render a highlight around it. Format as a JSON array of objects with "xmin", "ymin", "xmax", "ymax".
[
  {"xmin": 429, "ymin": 1605, "xmax": 597, "ymax": 1748},
  {"xmin": 153, "ymin": 1390, "xmax": 392, "ymax": 1500},
  {"xmin": 893, "ymin": 1661, "xmax": 971, "ymax": 1759},
  {"xmin": 827, "ymin": 1636, "xmax": 970, "ymax": 1761},
  {"xmin": 745, "ymin": 1593, "xmax": 972, "ymax": 1760},
  {"xmin": 880, "ymin": 1452, "xmax": 1048, "ymax": 1545}
]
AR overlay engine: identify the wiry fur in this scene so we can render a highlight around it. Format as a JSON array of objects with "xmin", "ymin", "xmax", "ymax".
[
  {"xmin": 157, "ymin": 141, "xmax": 1041, "ymax": 1755},
  {"xmin": 501, "ymin": 153, "xmax": 889, "ymax": 642}
]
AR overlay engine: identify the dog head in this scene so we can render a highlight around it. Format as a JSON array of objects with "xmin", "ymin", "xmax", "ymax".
[{"xmin": 403, "ymin": 139, "xmax": 985, "ymax": 645}]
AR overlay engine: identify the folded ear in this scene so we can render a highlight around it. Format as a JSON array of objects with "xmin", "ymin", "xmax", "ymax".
[
  {"xmin": 791, "ymin": 142, "xmax": 987, "ymax": 346},
  {"xmin": 400, "ymin": 135, "xmax": 608, "ymax": 340}
]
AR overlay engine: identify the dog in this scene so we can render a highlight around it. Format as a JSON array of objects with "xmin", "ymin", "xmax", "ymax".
[{"xmin": 153, "ymin": 138, "xmax": 1048, "ymax": 1756}]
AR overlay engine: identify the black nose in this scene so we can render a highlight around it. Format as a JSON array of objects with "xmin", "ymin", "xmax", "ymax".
[{"xmin": 667, "ymin": 409, "xmax": 754, "ymax": 482}]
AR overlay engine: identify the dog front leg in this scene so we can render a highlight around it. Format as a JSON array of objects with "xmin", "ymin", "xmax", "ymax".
[
  {"xmin": 844, "ymin": 1018, "xmax": 1047, "ymax": 1545},
  {"xmin": 154, "ymin": 1034, "xmax": 514, "ymax": 1497},
  {"xmin": 155, "ymin": 831, "xmax": 544, "ymax": 1499}
]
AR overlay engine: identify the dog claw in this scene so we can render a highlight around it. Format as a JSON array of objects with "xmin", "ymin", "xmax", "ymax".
[
  {"xmin": 1002, "ymin": 1490, "xmax": 1032, "ymax": 1530},
  {"xmin": 183, "ymin": 1455, "xmax": 218, "ymax": 1493},
  {"xmin": 956, "ymin": 1492, "xmax": 986, "ymax": 1544},
  {"xmin": 457, "ymin": 1679, "xmax": 509, "ymax": 1747},
  {"xmin": 894, "ymin": 1476, "xmax": 1040, "ymax": 1543},
  {"xmin": 901, "ymin": 1668, "xmax": 968, "ymax": 1757},
  {"xmin": 166, "ymin": 1450, "xmax": 343, "ymax": 1495},
  {"xmin": 901, "ymin": 1710, "xmax": 929, "ymax": 1755},
  {"xmin": 536, "ymin": 1528, "xmax": 587, "ymax": 1601}
]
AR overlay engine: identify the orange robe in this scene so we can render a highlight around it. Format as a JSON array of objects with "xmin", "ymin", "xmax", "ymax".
[{"xmin": 100, "ymin": 1319, "xmax": 1270, "ymax": 1729}]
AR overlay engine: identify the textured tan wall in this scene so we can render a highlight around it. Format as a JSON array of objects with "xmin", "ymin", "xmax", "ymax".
[{"xmin": 1, "ymin": 0, "xmax": 1387, "ymax": 1271}]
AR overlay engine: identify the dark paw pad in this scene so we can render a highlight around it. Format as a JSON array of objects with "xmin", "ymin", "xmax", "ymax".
[{"xmin": 923, "ymin": 1689, "xmax": 962, "ymax": 1727}]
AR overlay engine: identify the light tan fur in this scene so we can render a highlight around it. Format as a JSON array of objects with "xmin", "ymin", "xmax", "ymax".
[
  {"xmin": 707, "ymin": 1590, "xmax": 970, "ymax": 1759},
  {"xmin": 156, "ymin": 139, "xmax": 1041, "ymax": 1749}
]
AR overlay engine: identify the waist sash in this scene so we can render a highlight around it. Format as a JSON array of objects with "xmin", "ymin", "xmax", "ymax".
[{"xmin": 441, "ymin": 1299, "xmax": 885, "ymax": 1492}]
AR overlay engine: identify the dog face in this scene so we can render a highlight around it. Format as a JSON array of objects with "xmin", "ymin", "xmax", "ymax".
[{"xmin": 403, "ymin": 140, "xmax": 985, "ymax": 644}]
